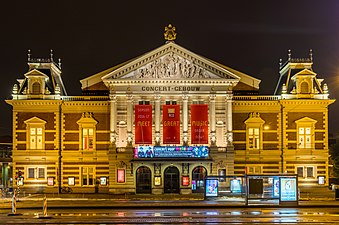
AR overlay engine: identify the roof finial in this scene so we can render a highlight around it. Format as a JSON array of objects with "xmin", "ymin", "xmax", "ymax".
[
  {"xmin": 27, "ymin": 49, "xmax": 31, "ymax": 62},
  {"xmin": 279, "ymin": 58, "xmax": 282, "ymax": 68},
  {"xmin": 164, "ymin": 24, "xmax": 176, "ymax": 42},
  {"xmin": 309, "ymin": 49, "xmax": 313, "ymax": 62},
  {"xmin": 50, "ymin": 49, "xmax": 54, "ymax": 61},
  {"xmin": 58, "ymin": 58, "xmax": 62, "ymax": 68},
  {"xmin": 288, "ymin": 49, "xmax": 291, "ymax": 61}
]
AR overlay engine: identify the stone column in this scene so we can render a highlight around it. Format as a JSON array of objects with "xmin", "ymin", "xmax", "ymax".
[
  {"xmin": 225, "ymin": 93, "xmax": 233, "ymax": 146},
  {"xmin": 154, "ymin": 94, "xmax": 161, "ymax": 145},
  {"xmin": 109, "ymin": 94, "xmax": 117, "ymax": 144},
  {"xmin": 209, "ymin": 94, "xmax": 216, "ymax": 146},
  {"xmin": 182, "ymin": 94, "xmax": 188, "ymax": 145},
  {"xmin": 126, "ymin": 94, "xmax": 133, "ymax": 145}
]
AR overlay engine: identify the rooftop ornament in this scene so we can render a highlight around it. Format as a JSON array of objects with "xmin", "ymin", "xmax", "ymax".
[{"xmin": 164, "ymin": 24, "xmax": 176, "ymax": 42}]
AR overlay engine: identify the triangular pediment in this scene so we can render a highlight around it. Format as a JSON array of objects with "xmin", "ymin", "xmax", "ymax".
[
  {"xmin": 295, "ymin": 117, "xmax": 317, "ymax": 124},
  {"xmin": 24, "ymin": 69, "xmax": 49, "ymax": 78},
  {"xmin": 292, "ymin": 69, "xmax": 317, "ymax": 80},
  {"xmin": 24, "ymin": 116, "xmax": 46, "ymax": 125},
  {"xmin": 102, "ymin": 42, "xmax": 241, "ymax": 81}
]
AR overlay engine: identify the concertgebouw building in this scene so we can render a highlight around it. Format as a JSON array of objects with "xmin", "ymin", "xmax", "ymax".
[{"xmin": 6, "ymin": 25, "xmax": 335, "ymax": 194}]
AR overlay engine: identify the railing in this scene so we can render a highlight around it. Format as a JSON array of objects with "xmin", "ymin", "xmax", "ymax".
[
  {"xmin": 61, "ymin": 96, "xmax": 110, "ymax": 101},
  {"xmin": 233, "ymin": 95, "xmax": 281, "ymax": 101}
]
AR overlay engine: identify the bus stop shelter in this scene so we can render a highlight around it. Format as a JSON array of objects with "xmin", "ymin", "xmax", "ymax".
[{"xmin": 204, "ymin": 174, "xmax": 298, "ymax": 206}]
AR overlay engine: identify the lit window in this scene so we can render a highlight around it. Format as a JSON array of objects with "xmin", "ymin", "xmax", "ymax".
[
  {"xmin": 296, "ymin": 166, "xmax": 315, "ymax": 178},
  {"xmin": 298, "ymin": 127, "xmax": 312, "ymax": 149},
  {"xmin": 82, "ymin": 128, "xmax": 94, "ymax": 150},
  {"xmin": 248, "ymin": 128, "xmax": 260, "ymax": 149},
  {"xmin": 82, "ymin": 167, "xmax": 94, "ymax": 186},
  {"xmin": 248, "ymin": 166, "xmax": 261, "ymax": 174},
  {"xmin": 27, "ymin": 167, "xmax": 46, "ymax": 179},
  {"xmin": 25, "ymin": 117, "xmax": 46, "ymax": 150}
]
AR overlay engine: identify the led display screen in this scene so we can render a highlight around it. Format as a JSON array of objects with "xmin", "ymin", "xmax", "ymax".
[{"xmin": 134, "ymin": 146, "xmax": 208, "ymax": 158}]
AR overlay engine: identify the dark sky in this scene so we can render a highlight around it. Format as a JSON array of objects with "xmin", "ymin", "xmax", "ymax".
[{"xmin": 0, "ymin": 1, "xmax": 338, "ymax": 136}]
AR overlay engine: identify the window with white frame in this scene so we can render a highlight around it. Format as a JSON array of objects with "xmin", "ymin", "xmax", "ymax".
[
  {"xmin": 244, "ymin": 112, "xmax": 265, "ymax": 150},
  {"xmin": 298, "ymin": 127, "xmax": 312, "ymax": 148},
  {"xmin": 24, "ymin": 117, "xmax": 46, "ymax": 150},
  {"xmin": 296, "ymin": 166, "xmax": 315, "ymax": 178},
  {"xmin": 248, "ymin": 128, "xmax": 260, "ymax": 149},
  {"xmin": 77, "ymin": 112, "xmax": 97, "ymax": 151},
  {"xmin": 27, "ymin": 167, "xmax": 46, "ymax": 179},
  {"xmin": 295, "ymin": 117, "xmax": 316, "ymax": 150},
  {"xmin": 82, "ymin": 167, "xmax": 95, "ymax": 186},
  {"xmin": 82, "ymin": 128, "xmax": 94, "ymax": 150}
]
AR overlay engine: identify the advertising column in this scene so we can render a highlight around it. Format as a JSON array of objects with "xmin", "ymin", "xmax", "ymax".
[{"xmin": 191, "ymin": 104, "xmax": 208, "ymax": 144}]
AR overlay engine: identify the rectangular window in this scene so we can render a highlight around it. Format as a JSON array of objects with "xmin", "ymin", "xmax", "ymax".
[
  {"xmin": 27, "ymin": 167, "xmax": 45, "ymax": 179},
  {"xmin": 248, "ymin": 166, "xmax": 261, "ymax": 174},
  {"xmin": 28, "ymin": 168, "xmax": 35, "ymax": 178},
  {"xmin": 248, "ymin": 128, "xmax": 260, "ymax": 149},
  {"xmin": 82, "ymin": 167, "xmax": 94, "ymax": 186},
  {"xmin": 306, "ymin": 166, "xmax": 314, "ymax": 178},
  {"xmin": 82, "ymin": 128, "xmax": 94, "ymax": 150},
  {"xmin": 297, "ymin": 166, "xmax": 304, "ymax": 177},
  {"xmin": 299, "ymin": 127, "xmax": 312, "ymax": 149},
  {"xmin": 29, "ymin": 127, "xmax": 43, "ymax": 149},
  {"xmin": 38, "ymin": 168, "xmax": 45, "ymax": 178}
]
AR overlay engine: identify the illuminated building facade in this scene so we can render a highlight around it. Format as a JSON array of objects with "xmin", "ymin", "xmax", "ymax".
[{"xmin": 6, "ymin": 25, "xmax": 334, "ymax": 194}]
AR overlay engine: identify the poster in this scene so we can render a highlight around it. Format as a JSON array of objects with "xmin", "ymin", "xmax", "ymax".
[
  {"xmin": 191, "ymin": 104, "xmax": 209, "ymax": 144},
  {"xmin": 230, "ymin": 179, "xmax": 241, "ymax": 193},
  {"xmin": 273, "ymin": 178, "xmax": 279, "ymax": 197},
  {"xmin": 117, "ymin": 169, "xmax": 125, "ymax": 183},
  {"xmin": 135, "ymin": 105, "xmax": 152, "ymax": 144},
  {"xmin": 280, "ymin": 177, "xmax": 297, "ymax": 201},
  {"xmin": 163, "ymin": 105, "xmax": 180, "ymax": 144},
  {"xmin": 205, "ymin": 179, "xmax": 218, "ymax": 197}
]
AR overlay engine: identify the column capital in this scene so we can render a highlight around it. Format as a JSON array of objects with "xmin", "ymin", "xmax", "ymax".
[
  {"xmin": 209, "ymin": 94, "xmax": 216, "ymax": 101},
  {"xmin": 109, "ymin": 94, "xmax": 117, "ymax": 101},
  {"xmin": 182, "ymin": 94, "xmax": 188, "ymax": 101},
  {"xmin": 127, "ymin": 94, "xmax": 133, "ymax": 101},
  {"xmin": 225, "ymin": 93, "xmax": 233, "ymax": 101},
  {"xmin": 154, "ymin": 94, "xmax": 161, "ymax": 101}
]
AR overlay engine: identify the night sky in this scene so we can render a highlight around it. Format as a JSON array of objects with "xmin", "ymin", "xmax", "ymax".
[{"xmin": 0, "ymin": 1, "xmax": 338, "ymax": 136}]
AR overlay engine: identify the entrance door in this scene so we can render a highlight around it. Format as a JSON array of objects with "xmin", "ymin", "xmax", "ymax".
[
  {"xmin": 136, "ymin": 166, "xmax": 152, "ymax": 194},
  {"xmin": 192, "ymin": 166, "xmax": 207, "ymax": 193},
  {"xmin": 164, "ymin": 166, "xmax": 180, "ymax": 193}
]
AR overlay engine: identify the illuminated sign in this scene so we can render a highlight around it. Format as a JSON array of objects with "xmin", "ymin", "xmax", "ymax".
[
  {"xmin": 280, "ymin": 177, "xmax": 297, "ymax": 201},
  {"xmin": 182, "ymin": 176, "xmax": 189, "ymax": 186},
  {"xmin": 100, "ymin": 177, "xmax": 107, "ymax": 186},
  {"xmin": 134, "ymin": 146, "xmax": 208, "ymax": 158},
  {"xmin": 273, "ymin": 178, "xmax": 279, "ymax": 197},
  {"xmin": 68, "ymin": 177, "xmax": 75, "ymax": 186},
  {"xmin": 230, "ymin": 179, "xmax": 241, "ymax": 193},
  {"xmin": 117, "ymin": 169, "xmax": 125, "ymax": 183},
  {"xmin": 47, "ymin": 177, "xmax": 54, "ymax": 186},
  {"xmin": 205, "ymin": 179, "xmax": 218, "ymax": 197},
  {"xmin": 318, "ymin": 176, "xmax": 325, "ymax": 185}
]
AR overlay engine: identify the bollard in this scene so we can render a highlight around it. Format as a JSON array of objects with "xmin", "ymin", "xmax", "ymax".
[
  {"xmin": 38, "ymin": 195, "xmax": 52, "ymax": 219},
  {"xmin": 43, "ymin": 195, "xmax": 47, "ymax": 216},
  {"xmin": 12, "ymin": 190, "xmax": 17, "ymax": 214},
  {"xmin": 8, "ymin": 189, "xmax": 21, "ymax": 216}
]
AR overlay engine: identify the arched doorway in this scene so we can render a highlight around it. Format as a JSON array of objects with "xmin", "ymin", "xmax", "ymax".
[
  {"xmin": 164, "ymin": 166, "xmax": 180, "ymax": 193},
  {"xmin": 192, "ymin": 166, "xmax": 207, "ymax": 193},
  {"xmin": 136, "ymin": 166, "xmax": 152, "ymax": 194}
]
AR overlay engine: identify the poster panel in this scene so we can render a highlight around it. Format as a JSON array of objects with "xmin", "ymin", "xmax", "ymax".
[
  {"xmin": 191, "ymin": 104, "xmax": 208, "ymax": 144},
  {"xmin": 135, "ymin": 105, "xmax": 152, "ymax": 144},
  {"xmin": 205, "ymin": 179, "xmax": 218, "ymax": 197},
  {"xmin": 280, "ymin": 177, "xmax": 297, "ymax": 201},
  {"xmin": 163, "ymin": 105, "xmax": 180, "ymax": 144}
]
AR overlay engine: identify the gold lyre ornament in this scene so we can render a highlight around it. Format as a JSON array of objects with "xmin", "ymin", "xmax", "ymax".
[{"xmin": 164, "ymin": 24, "xmax": 176, "ymax": 41}]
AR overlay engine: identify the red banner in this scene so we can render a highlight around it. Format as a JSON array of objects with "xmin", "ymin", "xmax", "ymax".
[
  {"xmin": 135, "ymin": 105, "xmax": 152, "ymax": 144},
  {"xmin": 163, "ymin": 105, "xmax": 180, "ymax": 144},
  {"xmin": 191, "ymin": 104, "xmax": 208, "ymax": 144}
]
